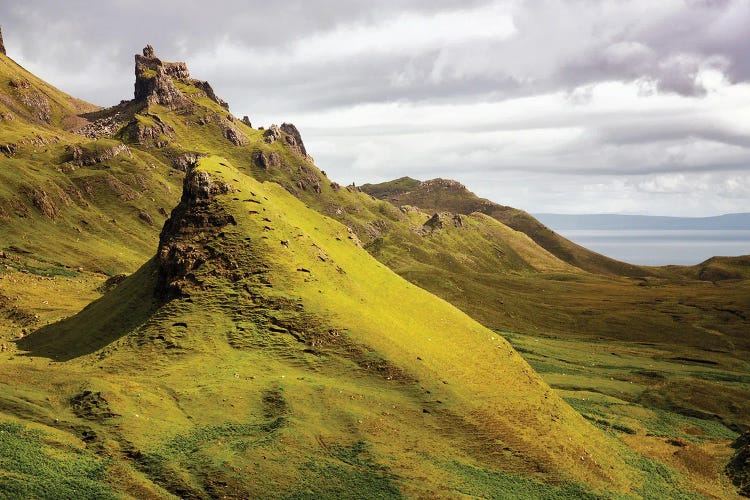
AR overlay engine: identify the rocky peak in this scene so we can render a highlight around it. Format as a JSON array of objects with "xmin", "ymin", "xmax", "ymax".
[
  {"xmin": 0, "ymin": 26, "xmax": 6, "ymax": 56},
  {"xmin": 156, "ymin": 168, "xmax": 236, "ymax": 299},
  {"xmin": 133, "ymin": 44, "xmax": 228, "ymax": 111}
]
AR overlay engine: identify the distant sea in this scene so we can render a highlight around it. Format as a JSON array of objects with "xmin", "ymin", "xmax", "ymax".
[{"xmin": 533, "ymin": 213, "xmax": 750, "ymax": 266}]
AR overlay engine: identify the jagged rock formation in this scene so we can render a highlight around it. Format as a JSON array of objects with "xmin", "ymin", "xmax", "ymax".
[
  {"xmin": 133, "ymin": 44, "xmax": 228, "ymax": 110},
  {"xmin": 156, "ymin": 169, "xmax": 236, "ymax": 299},
  {"xmin": 0, "ymin": 26, "xmax": 6, "ymax": 56},
  {"xmin": 280, "ymin": 123, "xmax": 308, "ymax": 157},
  {"xmin": 134, "ymin": 45, "xmax": 190, "ymax": 108}
]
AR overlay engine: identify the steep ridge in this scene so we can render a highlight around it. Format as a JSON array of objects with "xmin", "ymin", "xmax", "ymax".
[
  {"xmin": 15, "ymin": 158, "xmax": 637, "ymax": 497},
  {"xmin": 361, "ymin": 177, "xmax": 651, "ymax": 277}
]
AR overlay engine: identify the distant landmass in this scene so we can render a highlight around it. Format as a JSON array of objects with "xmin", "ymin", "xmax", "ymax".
[{"xmin": 533, "ymin": 213, "xmax": 750, "ymax": 230}]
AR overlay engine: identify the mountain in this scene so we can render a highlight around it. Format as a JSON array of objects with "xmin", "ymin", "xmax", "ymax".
[
  {"xmin": 361, "ymin": 177, "xmax": 651, "ymax": 277},
  {"xmin": 533, "ymin": 213, "xmax": 750, "ymax": 231},
  {"xmin": 15, "ymin": 157, "xmax": 640, "ymax": 497},
  {"xmin": 0, "ymin": 32, "xmax": 748, "ymax": 498}
]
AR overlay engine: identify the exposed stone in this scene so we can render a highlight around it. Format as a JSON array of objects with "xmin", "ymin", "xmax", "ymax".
[
  {"xmin": 280, "ymin": 123, "xmax": 308, "ymax": 157},
  {"xmin": 423, "ymin": 213, "xmax": 444, "ymax": 231},
  {"xmin": 255, "ymin": 150, "xmax": 282, "ymax": 169},
  {"xmin": 453, "ymin": 214, "xmax": 464, "ymax": 228},
  {"xmin": 193, "ymin": 80, "xmax": 229, "ymax": 109},
  {"xmin": 125, "ymin": 114, "xmax": 175, "ymax": 147},
  {"xmin": 0, "ymin": 143, "xmax": 18, "ymax": 156},
  {"xmin": 75, "ymin": 111, "xmax": 126, "ymax": 139},
  {"xmin": 0, "ymin": 26, "xmax": 5, "ymax": 56},
  {"xmin": 242, "ymin": 116, "xmax": 252, "ymax": 127},
  {"xmin": 263, "ymin": 125, "xmax": 282, "ymax": 144},
  {"xmin": 9, "ymin": 78, "xmax": 30, "ymax": 89},
  {"xmin": 134, "ymin": 45, "xmax": 189, "ymax": 109},
  {"xmin": 138, "ymin": 210, "xmax": 154, "ymax": 225},
  {"xmin": 170, "ymin": 152, "xmax": 202, "ymax": 172},
  {"xmin": 223, "ymin": 123, "xmax": 248, "ymax": 146},
  {"xmin": 156, "ymin": 169, "xmax": 237, "ymax": 299},
  {"xmin": 25, "ymin": 188, "xmax": 59, "ymax": 219},
  {"xmin": 9, "ymin": 78, "xmax": 52, "ymax": 122},
  {"xmin": 68, "ymin": 142, "xmax": 131, "ymax": 166}
]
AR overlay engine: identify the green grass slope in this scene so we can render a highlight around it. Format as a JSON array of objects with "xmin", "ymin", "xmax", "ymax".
[
  {"xmin": 361, "ymin": 178, "xmax": 651, "ymax": 277},
  {"xmin": 12, "ymin": 157, "xmax": 641, "ymax": 497}
]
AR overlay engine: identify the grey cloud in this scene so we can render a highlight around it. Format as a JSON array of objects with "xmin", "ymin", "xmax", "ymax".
[{"xmin": 2, "ymin": 1, "xmax": 749, "ymax": 216}]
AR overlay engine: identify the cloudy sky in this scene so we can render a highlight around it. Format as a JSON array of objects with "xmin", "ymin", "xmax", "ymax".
[{"xmin": 2, "ymin": 0, "xmax": 749, "ymax": 216}]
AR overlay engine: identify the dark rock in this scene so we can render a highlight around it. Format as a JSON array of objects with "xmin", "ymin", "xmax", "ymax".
[
  {"xmin": 263, "ymin": 125, "xmax": 282, "ymax": 144},
  {"xmin": 156, "ymin": 169, "xmax": 236, "ymax": 300},
  {"xmin": 134, "ymin": 45, "xmax": 190, "ymax": 109},
  {"xmin": 0, "ymin": 26, "xmax": 5, "ymax": 55},
  {"xmin": 25, "ymin": 188, "xmax": 58, "ymax": 219},
  {"xmin": 97, "ymin": 273, "xmax": 128, "ymax": 293},
  {"xmin": 223, "ymin": 123, "xmax": 248, "ymax": 146},
  {"xmin": 242, "ymin": 116, "xmax": 251, "ymax": 127},
  {"xmin": 423, "ymin": 213, "xmax": 444, "ymax": 231},
  {"xmin": 68, "ymin": 142, "xmax": 131, "ymax": 166},
  {"xmin": 138, "ymin": 210, "xmax": 153, "ymax": 225},
  {"xmin": 171, "ymin": 152, "xmax": 201, "ymax": 172},
  {"xmin": 125, "ymin": 114, "xmax": 175, "ymax": 147},
  {"xmin": 280, "ymin": 123, "xmax": 308, "ymax": 157},
  {"xmin": 255, "ymin": 151, "xmax": 282, "ymax": 169},
  {"xmin": 193, "ymin": 80, "xmax": 229, "ymax": 109}
]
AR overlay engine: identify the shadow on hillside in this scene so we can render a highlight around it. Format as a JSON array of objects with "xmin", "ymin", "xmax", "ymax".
[{"xmin": 17, "ymin": 258, "xmax": 160, "ymax": 362}]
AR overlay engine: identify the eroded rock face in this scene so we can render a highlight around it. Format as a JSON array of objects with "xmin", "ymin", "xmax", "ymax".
[
  {"xmin": 125, "ymin": 114, "xmax": 175, "ymax": 147},
  {"xmin": 156, "ymin": 169, "xmax": 236, "ymax": 299},
  {"xmin": 223, "ymin": 122, "xmax": 248, "ymax": 146},
  {"xmin": 133, "ymin": 45, "xmax": 229, "ymax": 112},
  {"xmin": 68, "ymin": 143, "xmax": 131, "ymax": 166},
  {"xmin": 0, "ymin": 26, "xmax": 5, "ymax": 56},
  {"xmin": 170, "ymin": 152, "xmax": 202, "ymax": 172},
  {"xmin": 263, "ymin": 125, "xmax": 282, "ymax": 144},
  {"xmin": 280, "ymin": 123, "xmax": 307, "ymax": 157},
  {"xmin": 134, "ymin": 46, "xmax": 189, "ymax": 108},
  {"xmin": 255, "ymin": 150, "xmax": 282, "ymax": 169}
]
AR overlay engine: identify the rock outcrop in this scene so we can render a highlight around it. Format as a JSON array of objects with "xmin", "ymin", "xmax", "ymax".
[
  {"xmin": 134, "ymin": 45, "xmax": 189, "ymax": 108},
  {"xmin": 0, "ymin": 26, "xmax": 5, "ymax": 56},
  {"xmin": 133, "ymin": 45, "xmax": 228, "ymax": 111},
  {"xmin": 280, "ymin": 123, "xmax": 308, "ymax": 157},
  {"xmin": 156, "ymin": 169, "xmax": 236, "ymax": 299}
]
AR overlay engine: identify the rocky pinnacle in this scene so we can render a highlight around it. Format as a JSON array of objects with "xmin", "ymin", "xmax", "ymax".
[{"xmin": 0, "ymin": 26, "xmax": 6, "ymax": 56}]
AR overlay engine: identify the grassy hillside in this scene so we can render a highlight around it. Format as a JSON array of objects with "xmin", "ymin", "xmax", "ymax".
[
  {"xmin": 361, "ymin": 178, "xmax": 651, "ymax": 277},
  {"xmin": 7, "ymin": 158, "xmax": 654, "ymax": 497},
  {"xmin": 0, "ymin": 42, "xmax": 746, "ymax": 497}
]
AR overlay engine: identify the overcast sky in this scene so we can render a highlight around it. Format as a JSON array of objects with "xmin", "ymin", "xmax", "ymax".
[{"xmin": 2, "ymin": 0, "xmax": 749, "ymax": 216}]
